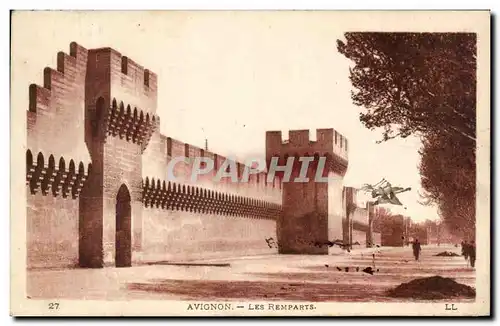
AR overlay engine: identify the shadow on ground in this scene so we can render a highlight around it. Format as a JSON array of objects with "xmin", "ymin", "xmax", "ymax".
[
  {"xmin": 126, "ymin": 278, "xmax": 398, "ymax": 302},
  {"xmin": 126, "ymin": 278, "xmax": 475, "ymax": 302},
  {"xmin": 248, "ymin": 271, "xmax": 474, "ymax": 288}
]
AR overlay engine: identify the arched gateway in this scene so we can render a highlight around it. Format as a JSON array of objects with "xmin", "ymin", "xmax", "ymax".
[{"xmin": 115, "ymin": 184, "xmax": 132, "ymax": 267}]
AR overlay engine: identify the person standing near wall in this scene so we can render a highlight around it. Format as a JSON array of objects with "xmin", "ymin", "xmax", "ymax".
[
  {"xmin": 468, "ymin": 241, "xmax": 476, "ymax": 268},
  {"xmin": 412, "ymin": 239, "xmax": 421, "ymax": 261},
  {"xmin": 462, "ymin": 240, "xmax": 469, "ymax": 264}
]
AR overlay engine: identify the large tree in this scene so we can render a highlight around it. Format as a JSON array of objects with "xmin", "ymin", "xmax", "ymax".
[
  {"xmin": 337, "ymin": 33, "xmax": 477, "ymax": 239},
  {"xmin": 418, "ymin": 133, "xmax": 476, "ymax": 239},
  {"xmin": 337, "ymin": 33, "xmax": 476, "ymax": 143}
]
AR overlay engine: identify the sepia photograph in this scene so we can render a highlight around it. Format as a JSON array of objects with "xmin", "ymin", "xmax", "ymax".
[{"xmin": 10, "ymin": 10, "xmax": 490, "ymax": 316}]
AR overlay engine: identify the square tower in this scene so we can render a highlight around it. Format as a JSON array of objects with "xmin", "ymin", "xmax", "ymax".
[
  {"xmin": 79, "ymin": 46, "xmax": 159, "ymax": 267},
  {"xmin": 266, "ymin": 129, "xmax": 349, "ymax": 254}
]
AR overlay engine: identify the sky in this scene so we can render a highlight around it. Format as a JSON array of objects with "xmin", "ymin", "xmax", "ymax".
[{"xmin": 12, "ymin": 11, "xmax": 440, "ymax": 222}]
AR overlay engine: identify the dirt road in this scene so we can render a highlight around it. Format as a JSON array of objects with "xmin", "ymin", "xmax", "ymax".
[{"xmin": 27, "ymin": 245, "xmax": 475, "ymax": 302}]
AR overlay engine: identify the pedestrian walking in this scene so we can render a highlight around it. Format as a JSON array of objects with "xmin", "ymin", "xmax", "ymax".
[{"xmin": 412, "ymin": 239, "xmax": 422, "ymax": 261}]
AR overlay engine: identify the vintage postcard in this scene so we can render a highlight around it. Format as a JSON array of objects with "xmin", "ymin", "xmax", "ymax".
[{"xmin": 10, "ymin": 10, "xmax": 490, "ymax": 316}]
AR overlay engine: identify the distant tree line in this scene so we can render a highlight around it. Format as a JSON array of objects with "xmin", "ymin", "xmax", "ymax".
[{"xmin": 373, "ymin": 207, "xmax": 451, "ymax": 245}]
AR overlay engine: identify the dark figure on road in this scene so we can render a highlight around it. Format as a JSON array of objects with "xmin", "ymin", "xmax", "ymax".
[
  {"xmin": 468, "ymin": 241, "xmax": 476, "ymax": 268},
  {"xmin": 412, "ymin": 239, "xmax": 421, "ymax": 261},
  {"xmin": 462, "ymin": 240, "xmax": 469, "ymax": 261}
]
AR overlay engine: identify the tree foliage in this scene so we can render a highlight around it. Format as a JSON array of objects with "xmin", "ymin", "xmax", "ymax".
[
  {"xmin": 337, "ymin": 33, "xmax": 477, "ymax": 239},
  {"xmin": 372, "ymin": 206, "xmax": 392, "ymax": 232},
  {"xmin": 419, "ymin": 134, "xmax": 476, "ymax": 239},
  {"xmin": 337, "ymin": 33, "xmax": 476, "ymax": 143}
]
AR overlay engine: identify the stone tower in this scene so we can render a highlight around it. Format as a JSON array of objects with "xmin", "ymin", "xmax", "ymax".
[
  {"xmin": 343, "ymin": 186, "xmax": 376, "ymax": 248},
  {"xmin": 79, "ymin": 46, "xmax": 159, "ymax": 267},
  {"xmin": 366, "ymin": 201, "xmax": 375, "ymax": 247},
  {"xmin": 343, "ymin": 186, "xmax": 357, "ymax": 247},
  {"xmin": 266, "ymin": 129, "xmax": 348, "ymax": 254}
]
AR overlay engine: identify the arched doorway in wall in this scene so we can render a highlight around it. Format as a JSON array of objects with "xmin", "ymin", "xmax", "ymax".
[{"xmin": 116, "ymin": 184, "xmax": 132, "ymax": 267}]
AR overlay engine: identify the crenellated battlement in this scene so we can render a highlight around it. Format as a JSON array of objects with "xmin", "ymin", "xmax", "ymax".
[
  {"xmin": 142, "ymin": 177, "xmax": 282, "ymax": 220},
  {"xmin": 28, "ymin": 84, "xmax": 50, "ymax": 113},
  {"xmin": 120, "ymin": 56, "xmax": 157, "ymax": 90},
  {"xmin": 161, "ymin": 135, "xmax": 282, "ymax": 190},
  {"xmin": 29, "ymin": 43, "xmax": 83, "ymax": 112},
  {"xmin": 30, "ymin": 42, "xmax": 87, "ymax": 113},
  {"xmin": 87, "ymin": 46, "xmax": 157, "ymax": 115},
  {"xmin": 266, "ymin": 128, "xmax": 349, "ymax": 177},
  {"xmin": 266, "ymin": 128, "xmax": 348, "ymax": 158},
  {"xmin": 26, "ymin": 149, "xmax": 92, "ymax": 198},
  {"xmin": 27, "ymin": 42, "xmax": 91, "ymax": 166}
]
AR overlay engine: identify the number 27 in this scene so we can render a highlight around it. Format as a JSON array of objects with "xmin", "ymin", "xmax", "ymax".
[{"xmin": 48, "ymin": 303, "xmax": 59, "ymax": 310}]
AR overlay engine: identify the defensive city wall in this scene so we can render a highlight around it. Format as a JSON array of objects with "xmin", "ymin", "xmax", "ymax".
[{"xmin": 25, "ymin": 42, "xmax": 379, "ymax": 269}]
